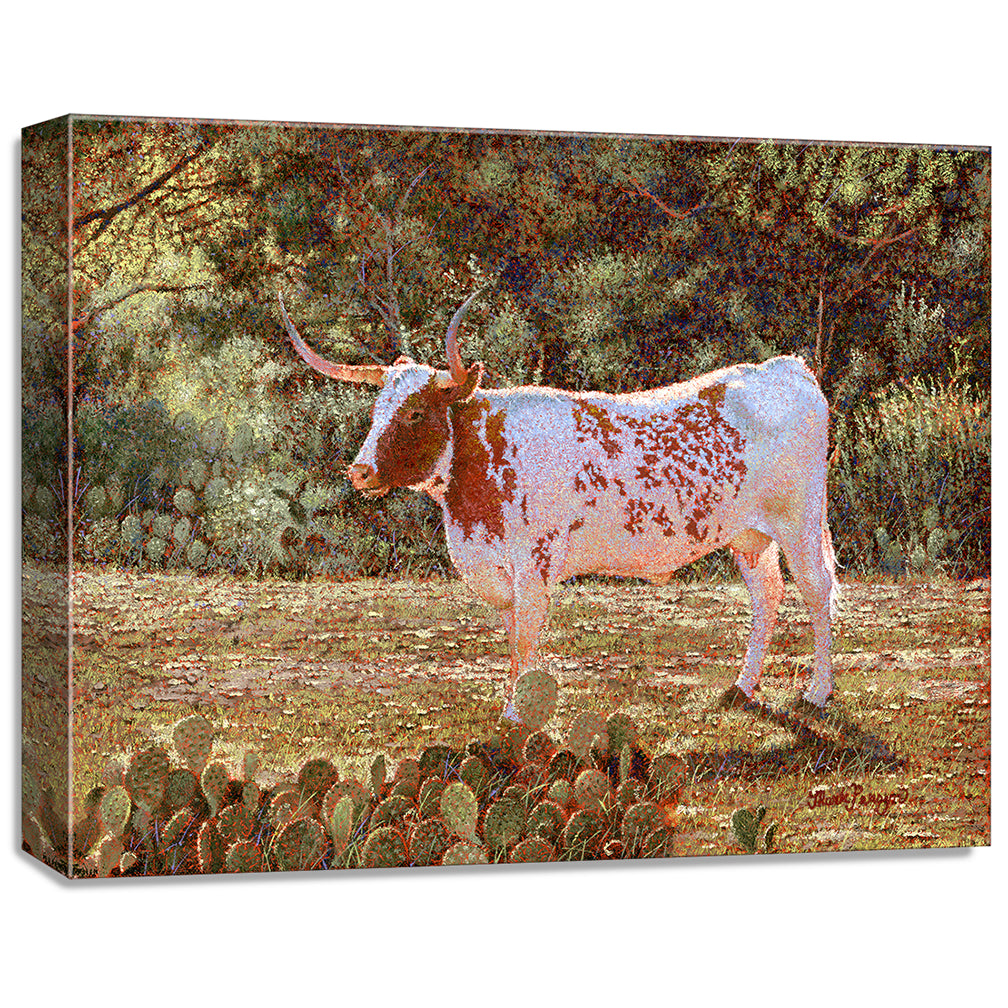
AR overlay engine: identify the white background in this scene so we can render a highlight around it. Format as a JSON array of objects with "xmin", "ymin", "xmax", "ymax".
[{"xmin": 3, "ymin": 4, "xmax": 1002, "ymax": 1004}]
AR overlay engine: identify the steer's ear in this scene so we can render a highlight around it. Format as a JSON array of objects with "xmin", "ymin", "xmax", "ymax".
[{"xmin": 444, "ymin": 363, "xmax": 483, "ymax": 404}]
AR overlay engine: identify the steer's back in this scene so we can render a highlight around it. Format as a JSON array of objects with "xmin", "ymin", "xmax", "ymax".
[{"xmin": 489, "ymin": 356, "xmax": 828, "ymax": 583}]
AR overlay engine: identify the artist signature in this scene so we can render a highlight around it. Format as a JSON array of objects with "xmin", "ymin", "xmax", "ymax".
[{"xmin": 806, "ymin": 784, "xmax": 909, "ymax": 815}]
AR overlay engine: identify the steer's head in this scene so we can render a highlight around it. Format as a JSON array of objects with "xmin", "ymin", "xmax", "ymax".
[{"xmin": 278, "ymin": 291, "xmax": 483, "ymax": 497}]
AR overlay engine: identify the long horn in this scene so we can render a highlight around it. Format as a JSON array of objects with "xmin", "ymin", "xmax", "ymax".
[
  {"xmin": 278, "ymin": 292, "xmax": 387, "ymax": 386},
  {"xmin": 444, "ymin": 290, "xmax": 482, "ymax": 385}
]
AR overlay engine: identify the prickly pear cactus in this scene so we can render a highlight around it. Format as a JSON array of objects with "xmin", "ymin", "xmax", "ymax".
[
  {"xmin": 418, "ymin": 777, "xmax": 446, "ymax": 820},
  {"xmin": 440, "ymin": 781, "xmax": 478, "ymax": 841},
  {"xmin": 418, "ymin": 743, "xmax": 456, "ymax": 780},
  {"xmin": 326, "ymin": 794, "xmax": 354, "ymax": 859},
  {"xmin": 217, "ymin": 802, "xmax": 257, "ymax": 844},
  {"xmin": 522, "ymin": 730, "xmax": 557, "ymax": 765},
  {"xmin": 124, "ymin": 748, "xmax": 170, "ymax": 811},
  {"xmin": 274, "ymin": 817, "xmax": 326, "ymax": 871},
  {"xmin": 164, "ymin": 769, "xmax": 198, "ymax": 811},
  {"xmin": 225, "ymin": 841, "xmax": 263, "ymax": 873},
  {"xmin": 459, "ymin": 755, "xmax": 490, "ymax": 797},
  {"xmin": 369, "ymin": 754, "xmax": 387, "ymax": 801},
  {"xmin": 99, "ymin": 785, "xmax": 131, "ymax": 839},
  {"xmin": 96, "ymin": 836, "xmax": 125, "ymax": 878},
  {"xmin": 322, "ymin": 780, "xmax": 369, "ymax": 826},
  {"xmin": 483, "ymin": 798, "xmax": 526, "ymax": 851},
  {"xmin": 408, "ymin": 818, "xmax": 451, "ymax": 867},
  {"xmin": 243, "ymin": 752, "xmax": 260, "ymax": 782},
  {"xmin": 566, "ymin": 711, "xmax": 608, "ymax": 761},
  {"xmin": 509, "ymin": 836, "xmax": 555, "ymax": 863},
  {"xmin": 527, "ymin": 800, "xmax": 567, "ymax": 844},
  {"xmin": 359, "ymin": 826, "xmax": 407, "ymax": 869},
  {"xmin": 393, "ymin": 758, "xmax": 421, "ymax": 799},
  {"xmin": 621, "ymin": 801, "xmax": 666, "ymax": 855},
  {"xmin": 513, "ymin": 668, "xmax": 558, "ymax": 731},
  {"xmin": 197, "ymin": 820, "xmax": 225, "ymax": 874},
  {"xmin": 297, "ymin": 758, "xmax": 339, "ymax": 806},
  {"xmin": 561, "ymin": 808, "xmax": 607, "ymax": 860},
  {"xmin": 547, "ymin": 749, "xmax": 579, "ymax": 785},
  {"xmin": 605, "ymin": 712, "xmax": 637, "ymax": 754},
  {"xmin": 200, "ymin": 761, "xmax": 229, "ymax": 817},
  {"xmin": 441, "ymin": 841, "xmax": 488, "ymax": 866},
  {"xmin": 729, "ymin": 806, "xmax": 765, "ymax": 853},
  {"xmin": 573, "ymin": 768, "xmax": 609, "ymax": 812},
  {"xmin": 161, "ymin": 808, "xmax": 197, "ymax": 850},
  {"xmin": 268, "ymin": 787, "xmax": 303, "ymax": 830},
  {"xmin": 546, "ymin": 779, "xmax": 572, "ymax": 809}
]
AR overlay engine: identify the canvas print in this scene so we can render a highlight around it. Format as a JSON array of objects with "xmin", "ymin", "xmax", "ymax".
[{"xmin": 21, "ymin": 117, "xmax": 990, "ymax": 877}]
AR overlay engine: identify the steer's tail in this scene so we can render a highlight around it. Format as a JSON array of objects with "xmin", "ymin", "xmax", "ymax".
[{"xmin": 822, "ymin": 495, "xmax": 841, "ymax": 622}]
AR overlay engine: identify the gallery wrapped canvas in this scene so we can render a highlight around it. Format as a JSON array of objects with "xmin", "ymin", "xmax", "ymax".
[{"xmin": 22, "ymin": 116, "xmax": 990, "ymax": 878}]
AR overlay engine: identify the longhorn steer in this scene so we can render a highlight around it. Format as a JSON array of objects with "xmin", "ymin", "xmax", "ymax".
[{"xmin": 279, "ymin": 292, "xmax": 839, "ymax": 717}]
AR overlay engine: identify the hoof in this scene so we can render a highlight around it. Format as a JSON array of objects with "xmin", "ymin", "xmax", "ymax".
[
  {"xmin": 714, "ymin": 684, "xmax": 758, "ymax": 711},
  {"xmin": 791, "ymin": 693, "xmax": 834, "ymax": 720},
  {"xmin": 501, "ymin": 700, "xmax": 522, "ymax": 723}
]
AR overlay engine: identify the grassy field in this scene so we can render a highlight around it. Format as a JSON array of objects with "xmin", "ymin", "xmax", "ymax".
[{"xmin": 23, "ymin": 564, "xmax": 990, "ymax": 862}]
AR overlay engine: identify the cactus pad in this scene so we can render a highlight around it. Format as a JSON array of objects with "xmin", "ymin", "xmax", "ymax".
[
  {"xmin": 418, "ymin": 778, "xmax": 446, "ymax": 820},
  {"xmin": 440, "ymin": 781, "xmax": 478, "ymax": 841},
  {"xmin": 99, "ymin": 785, "xmax": 131, "ymax": 838},
  {"xmin": 527, "ymin": 800, "xmax": 567, "ymax": 843},
  {"xmin": 561, "ymin": 808, "xmax": 607, "ymax": 859},
  {"xmin": 483, "ymin": 798, "xmax": 526, "ymax": 851},
  {"xmin": 124, "ymin": 748, "xmax": 171, "ymax": 811},
  {"xmin": 327, "ymin": 794, "xmax": 354, "ymax": 857},
  {"xmin": 418, "ymin": 743, "xmax": 456, "ymax": 780},
  {"xmin": 573, "ymin": 768, "xmax": 609, "ymax": 812},
  {"xmin": 441, "ymin": 841, "xmax": 488, "ymax": 866},
  {"xmin": 522, "ymin": 730, "xmax": 557, "ymax": 765},
  {"xmin": 165, "ymin": 769, "xmax": 199, "ymax": 810},
  {"xmin": 621, "ymin": 801, "xmax": 667, "ymax": 855},
  {"xmin": 200, "ymin": 761, "xmax": 230, "ymax": 817},
  {"xmin": 274, "ymin": 817, "xmax": 326, "ymax": 871},
  {"xmin": 566, "ymin": 711, "xmax": 608, "ymax": 760},
  {"xmin": 408, "ymin": 818, "xmax": 451, "ymax": 867},
  {"xmin": 225, "ymin": 841, "xmax": 264, "ymax": 873},
  {"xmin": 218, "ymin": 802, "xmax": 257, "ymax": 843},
  {"xmin": 197, "ymin": 821, "xmax": 224, "ymax": 874},
  {"xmin": 509, "ymin": 837, "xmax": 555, "ymax": 863},
  {"xmin": 605, "ymin": 712, "xmax": 637, "ymax": 754},
  {"xmin": 297, "ymin": 758, "xmax": 339, "ymax": 805},
  {"xmin": 513, "ymin": 668, "xmax": 558, "ymax": 730},
  {"xmin": 459, "ymin": 755, "xmax": 490, "ymax": 797},
  {"xmin": 359, "ymin": 826, "xmax": 407, "ymax": 869}
]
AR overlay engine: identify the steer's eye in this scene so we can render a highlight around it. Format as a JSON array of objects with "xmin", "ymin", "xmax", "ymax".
[{"xmin": 406, "ymin": 409, "xmax": 423, "ymax": 424}]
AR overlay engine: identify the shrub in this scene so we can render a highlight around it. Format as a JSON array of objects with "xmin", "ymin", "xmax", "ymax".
[{"xmin": 831, "ymin": 377, "xmax": 990, "ymax": 578}]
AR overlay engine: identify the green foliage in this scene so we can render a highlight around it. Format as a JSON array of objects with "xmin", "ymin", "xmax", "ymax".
[{"xmin": 832, "ymin": 377, "xmax": 989, "ymax": 577}]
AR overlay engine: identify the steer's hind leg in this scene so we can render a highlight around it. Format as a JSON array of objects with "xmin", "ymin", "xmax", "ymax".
[
  {"xmin": 774, "ymin": 520, "xmax": 836, "ymax": 707},
  {"xmin": 733, "ymin": 540, "xmax": 784, "ymax": 698}
]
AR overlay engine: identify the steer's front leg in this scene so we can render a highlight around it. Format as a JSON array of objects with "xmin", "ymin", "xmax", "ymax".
[{"xmin": 500, "ymin": 581, "xmax": 550, "ymax": 721}]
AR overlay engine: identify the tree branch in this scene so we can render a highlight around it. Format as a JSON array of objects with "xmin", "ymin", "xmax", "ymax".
[
  {"xmin": 71, "ymin": 282, "xmax": 210, "ymax": 331},
  {"xmin": 624, "ymin": 176, "xmax": 706, "ymax": 220},
  {"xmin": 73, "ymin": 138, "xmax": 211, "ymax": 245}
]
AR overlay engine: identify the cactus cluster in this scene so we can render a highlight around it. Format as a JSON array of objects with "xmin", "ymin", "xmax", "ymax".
[{"xmin": 23, "ymin": 709, "xmax": 690, "ymax": 876}]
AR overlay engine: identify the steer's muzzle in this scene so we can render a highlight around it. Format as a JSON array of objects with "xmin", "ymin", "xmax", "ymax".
[{"xmin": 348, "ymin": 463, "xmax": 390, "ymax": 498}]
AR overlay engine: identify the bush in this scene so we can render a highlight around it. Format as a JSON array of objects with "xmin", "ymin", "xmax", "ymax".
[{"xmin": 831, "ymin": 377, "xmax": 990, "ymax": 578}]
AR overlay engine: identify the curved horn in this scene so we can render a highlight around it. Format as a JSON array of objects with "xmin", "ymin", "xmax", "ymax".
[
  {"xmin": 444, "ymin": 290, "xmax": 482, "ymax": 385},
  {"xmin": 278, "ymin": 292, "xmax": 387, "ymax": 386}
]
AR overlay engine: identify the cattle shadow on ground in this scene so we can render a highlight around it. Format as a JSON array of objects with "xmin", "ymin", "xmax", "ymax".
[{"xmin": 684, "ymin": 700, "xmax": 904, "ymax": 783}]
